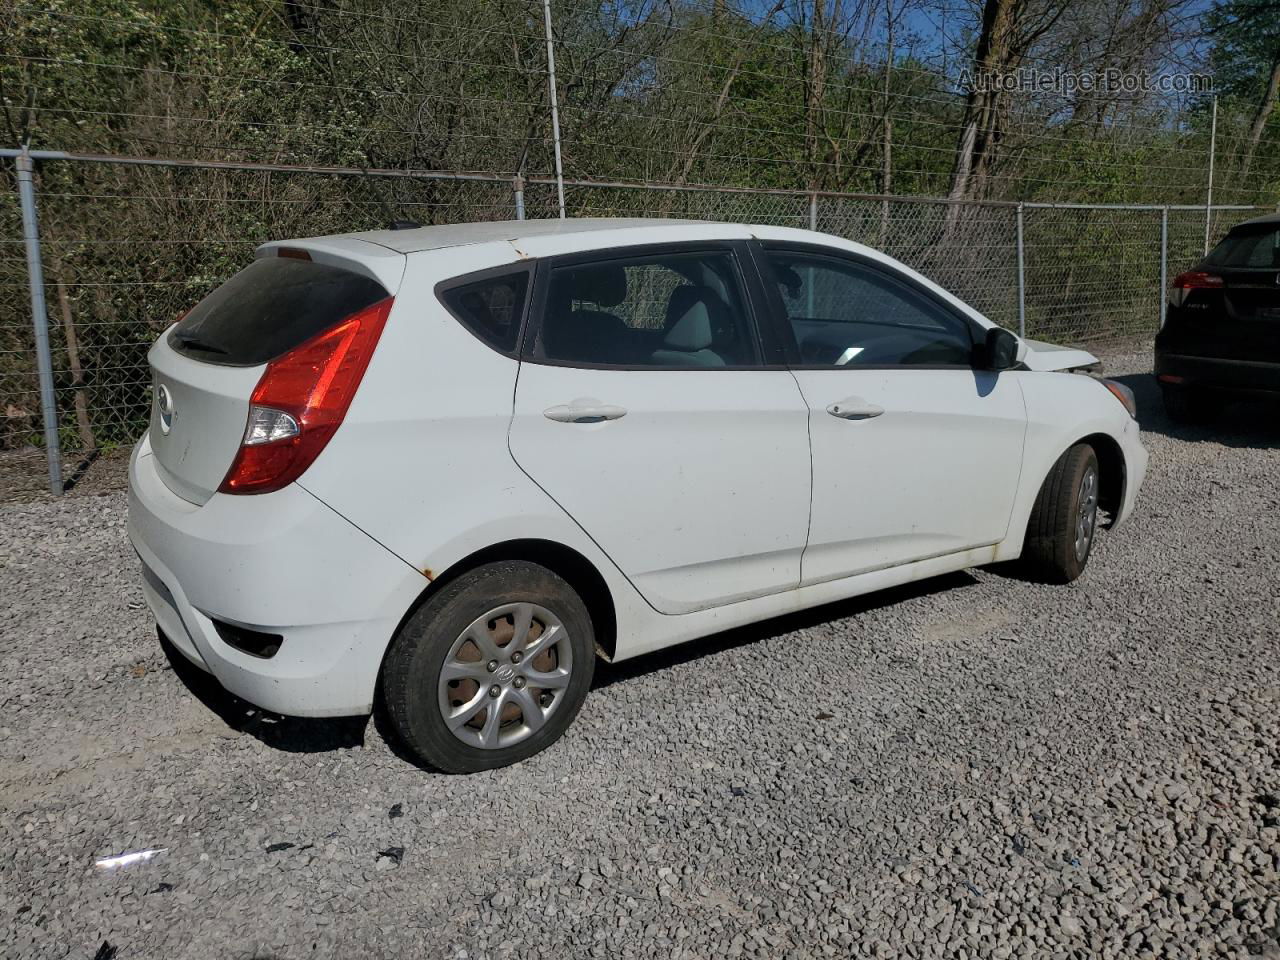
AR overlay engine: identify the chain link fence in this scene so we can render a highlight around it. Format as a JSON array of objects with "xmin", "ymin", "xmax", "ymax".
[{"xmin": 0, "ymin": 150, "xmax": 1273, "ymax": 498}]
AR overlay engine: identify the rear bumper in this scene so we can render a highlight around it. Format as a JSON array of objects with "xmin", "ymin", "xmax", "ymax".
[
  {"xmin": 1154, "ymin": 351, "xmax": 1280, "ymax": 397},
  {"xmin": 127, "ymin": 433, "xmax": 426, "ymax": 717}
]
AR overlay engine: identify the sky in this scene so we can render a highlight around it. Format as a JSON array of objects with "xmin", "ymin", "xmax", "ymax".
[{"xmin": 720, "ymin": 0, "xmax": 1219, "ymax": 80}]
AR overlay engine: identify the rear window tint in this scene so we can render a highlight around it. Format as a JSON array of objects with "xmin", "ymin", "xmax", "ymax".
[
  {"xmin": 1206, "ymin": 225, "xmax": 1280, "ymax": 269},
  {"xmin": 169, "ymin": 257, "xmax": 389, "ymax": 366},
  {"xmin": 438, "ymin": 270, "xmax": 529, "ymax": 354}
]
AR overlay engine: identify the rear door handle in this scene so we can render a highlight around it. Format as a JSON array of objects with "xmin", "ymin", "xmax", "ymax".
[
  {"xmin": 826, "ymin": 397, "xmax": 884, "ymax": 420},
  {"xmin": 543, "ymin": 399, "xmax": 628, "ymax": 423}
]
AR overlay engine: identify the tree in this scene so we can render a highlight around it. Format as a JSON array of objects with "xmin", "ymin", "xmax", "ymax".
[
  {"xmin": 1206, "ymin": 0, "xmax": 1280, "ymax": 181},
  {"xmin": 947, "ymin": 0, "xmax": 1073, "ymax": 204}
]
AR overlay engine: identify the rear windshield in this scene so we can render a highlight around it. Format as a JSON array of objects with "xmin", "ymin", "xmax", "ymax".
[
  {"xmin": 1205, "ymin": 225, "xmax": 1280, "ymax": 269},
  {"xmin": 169, "ymin": 257, "xmax": 389, "ymax": 365}
]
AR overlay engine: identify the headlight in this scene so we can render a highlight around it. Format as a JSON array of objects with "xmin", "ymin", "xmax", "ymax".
[{"xmin": 1099, "ymin": 379, "xmax": 1137, "ymax": 419}]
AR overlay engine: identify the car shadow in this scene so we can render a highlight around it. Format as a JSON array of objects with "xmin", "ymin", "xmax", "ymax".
[
  {"xmin": 363, "ymin": 572, "xmax": 983, "ymax": 773},
  {"xmin": 159, "ymin": 633, "xmax": 369, "ymax": 752},
  {"xmin": 162, "ymin": 573, "xmax": 980, "ymax": 769},
  {"xmin": 591, "ymin": 571, "xmax": 978, "ymax": 691},
  {"xmin": 1114, "ymin": 372, "xmax": 1280, "ymax": 449}
]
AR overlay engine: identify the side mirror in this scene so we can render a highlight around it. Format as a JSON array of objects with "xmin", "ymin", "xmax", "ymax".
[{"xmin": 980, "ymin": 327, "xmax": 1019, "ymax": 371}]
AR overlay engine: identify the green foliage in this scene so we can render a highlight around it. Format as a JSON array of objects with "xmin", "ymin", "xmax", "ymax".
[
  {"xmin": 1, "ymin": 0, "xmax": 1278, "ymax": 456},
  {"xmin": 1204, "ymin": 0, "xmax": 1280, "ymax": 97}
]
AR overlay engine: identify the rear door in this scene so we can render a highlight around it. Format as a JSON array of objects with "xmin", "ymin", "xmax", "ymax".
[
  {"xmin": 751, "ymin": 242, "xmax": 1026, "ymax": 585},
  {"xmin": 150, "ymin": 252, "xmax": 393, "ymax": 503},
  {"xmin": 507, "ymin": 242, "xmax": 812, "ymax": 615}
]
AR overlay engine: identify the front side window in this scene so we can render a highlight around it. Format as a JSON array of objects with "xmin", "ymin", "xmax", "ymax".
[
  {"xmin": 533, "ymin": 250, "xmax": 759, "ymax": 367},
  {"xmin": 764, "ymin": 250, "xmax": 974, "ymax": 367}
]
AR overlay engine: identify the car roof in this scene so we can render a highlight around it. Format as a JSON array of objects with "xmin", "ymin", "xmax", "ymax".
[
  {"xmin": 341, "ymin": 217, "xmax": 711, "ymax": 254},
  {"xmin": 259, "ymin": 220, "xmax": 1003, "ymax": 333},
  {"xmin": 1230, "ymin": 211, "xmax": 1280, "ymax": 230}
]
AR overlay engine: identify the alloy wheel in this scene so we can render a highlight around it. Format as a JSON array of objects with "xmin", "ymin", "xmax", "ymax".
[
  {"xmin": 1074, "ymin": 466, "xmax": 1099, "ymax": 562},
  {"xmin": 436, "ymin": 602, "xmax": 573, "ymax": 750}
]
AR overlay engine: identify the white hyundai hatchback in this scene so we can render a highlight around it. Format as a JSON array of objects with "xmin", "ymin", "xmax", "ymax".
[{"xmin": 129, "ymin": 218, "xmax": 1147, "ymax": 772}]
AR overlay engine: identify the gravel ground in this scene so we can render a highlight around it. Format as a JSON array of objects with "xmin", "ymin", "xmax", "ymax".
[{"xmin": 2, "ymin": 347, "xmax": 1278, "ymax": 960}]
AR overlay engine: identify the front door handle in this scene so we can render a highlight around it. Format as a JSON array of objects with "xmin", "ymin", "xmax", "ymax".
[
  {"xmin": 826, "ymin": 397, "xmax": 884, "ymax": 420},
  {"xmin": 543, "ymin": 399, "xmax": 628, "ymax": 424}
]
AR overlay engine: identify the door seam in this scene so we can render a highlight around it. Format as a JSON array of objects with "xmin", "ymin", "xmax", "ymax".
[
  {"xmin": 788, "ymin": 368, "xmax": 816, "ymax": 589},
  {"xmin": 506, "ymin": 358, "xmax": 669, "ymax": 617}
]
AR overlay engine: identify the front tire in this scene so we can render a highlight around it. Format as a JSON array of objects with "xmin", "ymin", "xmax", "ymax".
[
  {"xmin": 381, "ymin": 561, "xmax": 595, "ymax": 773},
  {"xmin": 1020, "ymin": 443, "xmax": 1100, "ymax": 584}
]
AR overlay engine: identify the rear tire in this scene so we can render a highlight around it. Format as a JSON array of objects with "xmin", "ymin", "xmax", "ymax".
[
  {"xmin": 1161, "ymin": 385, "xmax": 1218, "ymax": 424},
  {"xmin": 1020, "ymin": 443, "xmax": 1100, "ymax": 584},
  {"xmin": 380, "ymin": 561, "xmax": 595, "ymax": 773}
]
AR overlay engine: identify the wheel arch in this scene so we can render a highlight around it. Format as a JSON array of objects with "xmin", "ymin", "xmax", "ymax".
[
  {"xmin": 1077, "ymin": 431, "xmax": 1125, "ymax": 529},
  {"xmin": 394, "ymin": 538, "xmax": 619, "ymax": 663}
]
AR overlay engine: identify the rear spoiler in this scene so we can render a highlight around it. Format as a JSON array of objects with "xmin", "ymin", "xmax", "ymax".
[{"xmin": 256, "ymin": 237, "xmax": 406, "ymax": 293}]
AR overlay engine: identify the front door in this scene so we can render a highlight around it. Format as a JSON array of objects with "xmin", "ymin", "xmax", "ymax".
[
  {"xmin": 754, "ymin": 243, "xmax": 1027, "ymax": 585},
  {"xmin": 508, "ymin": 244, "xmax": 812, "ymax": 614}
]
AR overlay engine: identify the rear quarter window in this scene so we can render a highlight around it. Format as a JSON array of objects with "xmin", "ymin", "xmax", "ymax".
[
  {"xmin": 436, "ymin": 269, "xmax": 530, "ymax": 355},
  {"xmin": 169, "ymin": 257, "xmax": 389, "ymax": 366}
]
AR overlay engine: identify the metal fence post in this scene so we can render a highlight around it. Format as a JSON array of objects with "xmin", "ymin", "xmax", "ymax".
[
  {"xmin": 513, "ymin": 174, "xmax": 525, "ymax": 220},
  {"xmin": 1015, "ymin": 202, "xmax": 1026, "ymax": 338},
  {"xmin": 1203, "ymin": 94, "xmax": 1217, "ymax": 256},
  {"xmin": 541, "ymin": 0, "xmax": 566, "ymax": 219},
  {"xmin": 1160, "ymin": 206, "xmax": 1169, "ymax": 330},
  {"xmin": 14, "ymin": 148, "xmax": 62, "ymax": 495},
  {"xmin": 808, "ymin": 192, "xmax": 817, "ymax": 231}
]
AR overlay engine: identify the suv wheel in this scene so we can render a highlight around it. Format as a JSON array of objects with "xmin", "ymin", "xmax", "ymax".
[
  {"xmin": 1020, "ymin": 443, "xmax": 1100, "ymax": 584},
  {"xmin": 381, "ymin": 561, "xmax": 595, "ymax": 773}
]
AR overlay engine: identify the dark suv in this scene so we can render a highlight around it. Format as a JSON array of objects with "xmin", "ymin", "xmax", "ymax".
[{"xmin": 1155, "ymin": 213, "xmax": 1280, "ymax": 421}]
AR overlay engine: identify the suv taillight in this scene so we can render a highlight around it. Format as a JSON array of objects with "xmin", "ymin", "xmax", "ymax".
[
  {"xmin": 1171, "ymin": 271, "xmax": 1223, "ymax": 290},
  {"xmin": 219, "ymin": 297, "xmax": 393, "ymax": 494}
]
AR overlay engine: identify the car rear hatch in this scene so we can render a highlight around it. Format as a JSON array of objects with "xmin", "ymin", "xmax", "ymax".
[
  {"xmin": 1217, "ymin": 265, "xmax": 1280, "ymax": 326},
  {"xmin": 148, "ymin": 242, "xmax": 402, "ymax": 504},
  {"xmin": 1182, "ymin": 222, "xmax": 1280, "ymax": 361}
]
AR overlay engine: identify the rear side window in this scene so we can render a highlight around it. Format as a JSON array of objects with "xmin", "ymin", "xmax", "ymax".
[
  {"xmin": 532, "ymin": 250, "xmax": 759, "ymax": 368},
  {"xmin": 1206, "ymin": 225, "xmax": 1280, "ymax": 268},
  {"xmin": 169, "ymin": 257, "xmax": 388, "ymax": 366},
  {"xmin": 438, "ymin": 270, "xmax": 530, "ymax": 354}
]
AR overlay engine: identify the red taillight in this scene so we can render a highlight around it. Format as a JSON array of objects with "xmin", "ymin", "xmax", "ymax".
[
  {"xmin": 219, "ymin": 297, "xmax": 393, "ymax": 494},
  {"xmin": 1171, "ymin": 271, "xmax": 1223, "ymax": 290}
]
